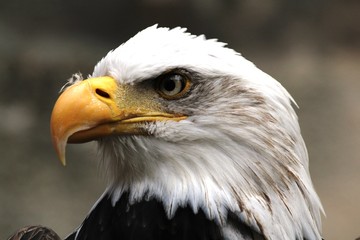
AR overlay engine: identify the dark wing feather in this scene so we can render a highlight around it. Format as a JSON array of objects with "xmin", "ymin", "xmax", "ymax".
[
  {"xmin": 7, "ymin": 226, "xmax": 61, "ymax": 240},
  {"xmin": 66, "ymin": 192, "xmax": 265, "ymax": 240},
  {"xmin": 66, "ymin": 192, "xmax": 224, "ymax": 240}
]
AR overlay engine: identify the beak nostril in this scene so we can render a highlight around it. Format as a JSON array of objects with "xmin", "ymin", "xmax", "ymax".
[{"xmin": 96, "ymin": 89, "xmax": 111, "ymax": 99}]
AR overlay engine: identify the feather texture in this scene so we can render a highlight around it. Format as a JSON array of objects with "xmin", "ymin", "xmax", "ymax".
[
  {"xmin": 8, "ymin": 226, "xmax": 61, "ymax": 240},
  {"xmin": 68, "ymin": 25, "xmax": 324, "ymax": 239}
]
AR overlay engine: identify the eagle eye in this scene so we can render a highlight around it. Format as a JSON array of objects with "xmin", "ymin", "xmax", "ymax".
[{"xmin": 156, "ymin": 72, "xmax": 191, "ymax": 99}]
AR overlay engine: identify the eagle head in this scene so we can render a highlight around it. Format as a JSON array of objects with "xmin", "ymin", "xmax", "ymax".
[{"xmin": 50, "ymin": 25, "xmax": 323, "ymax": 239}]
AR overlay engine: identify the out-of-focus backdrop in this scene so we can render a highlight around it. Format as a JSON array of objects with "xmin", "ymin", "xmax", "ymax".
[{"xmin": 0, "ymin": 0, "xmax": 359, "ymax": 239}]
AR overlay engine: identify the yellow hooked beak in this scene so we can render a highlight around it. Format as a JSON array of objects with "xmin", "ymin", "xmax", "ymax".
[{"xmin": 50, "ymin": 76, "xmax": 186, "ymax": 165}]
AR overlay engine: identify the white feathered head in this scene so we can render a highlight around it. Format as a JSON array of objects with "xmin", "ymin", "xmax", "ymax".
[{"xmin": 50, "ymin": 25, "xmax": 323, "ymax": 239}]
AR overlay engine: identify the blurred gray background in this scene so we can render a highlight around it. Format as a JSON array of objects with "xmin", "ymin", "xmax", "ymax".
[{"xmin": 0, "ymin": 0, "xmax": 359, "ymax": 239}]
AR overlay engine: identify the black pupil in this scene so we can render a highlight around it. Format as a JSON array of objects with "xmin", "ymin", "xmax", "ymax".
[
  {"xmin": 163, "ymin": 74, "xmax": 183, "ymax": 92},
  {"xmin": 164, "ymin": 78, "xmax": 176, "ymax": 91}
]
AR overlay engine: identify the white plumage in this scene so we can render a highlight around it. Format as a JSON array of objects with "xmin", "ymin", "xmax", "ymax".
[
  {"xmin": 90, "ymin": 25, "xmax": 323, "ymax": 239},
  {"xmin": 53, "ymin": 25, "xmax": 324, "ymax": 240}
]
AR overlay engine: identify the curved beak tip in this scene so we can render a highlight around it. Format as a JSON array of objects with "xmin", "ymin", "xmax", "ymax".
[
  {"xmin": 58, "ymin": 149, "xmax": 67, "ymax": 166},
  {"xmin": 60, "ymin": 156, "xmax": 67, "ymax": 166},
  {"xmin": 51, "ymin": 135, "xmax": 67, "ymax": 166}
]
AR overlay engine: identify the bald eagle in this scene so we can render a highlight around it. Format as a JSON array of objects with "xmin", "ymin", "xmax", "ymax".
[{"xmin": 50, "ymin": 25, "xmax": 323, "ymax": 240}]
